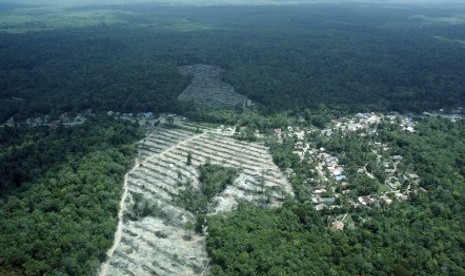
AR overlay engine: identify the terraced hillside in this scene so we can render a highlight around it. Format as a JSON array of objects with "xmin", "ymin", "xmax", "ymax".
[
  {"xmin": 100, "ymin": 124, "xmax": 293, "ymax": 276},
  {"xmin": 178, "ymin": 64, "xmax": 248, "ymax": 109}
]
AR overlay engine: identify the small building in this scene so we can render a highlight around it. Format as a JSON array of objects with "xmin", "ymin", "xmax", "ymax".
[
  {"xmin": 358, "ymin": 196, "xmax": 375, "ymax": 206},
  {"xmin": 314, "ymin": 189, "xmax": 326, "ymax": 194},
  {"xmin": 274, "ymin": 128, "xmax": 282, "ymax": 135},
  {"xmin": 395, "ymin": 193, "xmax": 408, "ymax": 201},
  {"xmin": 321, "ymin": 197, "xmax": 336, "ymax": 204},
  {"xmin": 335, "ymin": 175, "xmax": 346, "ymax": 181},
  {"xmin": 333, "ymin": 170, "xmax": 342, "ymax": 176},
  {"xmin": 311, "ymin": 195, "xmax": 321, "ymax": 204},
  {"xmin": 380, "ymin": 195, "xmax": 393, "ymax": 205},
  {"xmin": 315, "ymin": 203, "xmax": 325, "ymax": 211},
  {"xmin": 392, "ymin": 155, "xmax": 403, "ymax": 161}
]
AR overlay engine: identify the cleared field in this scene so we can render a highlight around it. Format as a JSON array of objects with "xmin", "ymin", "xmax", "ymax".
[
  {"xmin": 178, "ymin": 64, "xmax": 248, "ymax": 109},
  {"xmin": 100, "ymin": 124, "xmax": 293, "ymax": 275}
]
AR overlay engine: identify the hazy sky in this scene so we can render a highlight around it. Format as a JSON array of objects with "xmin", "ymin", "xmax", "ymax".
[{"xmin": 4, "ymin": 0, "xmax": 463, "ymax": 7}]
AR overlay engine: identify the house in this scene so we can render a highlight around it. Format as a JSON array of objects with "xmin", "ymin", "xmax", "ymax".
[
  {"xmin": 312, "ymin": 195, "xmax": 321, "ymax": 204},
  {"xmin": 274, "ymin": 128, "xmax": 282, "ymax": 134},
  {"xmin": 315, "ymin": 203, "xmax": 325, "ymax": 211},
  {"xmin": 392, "ymin": 155, "xmax": 403, "ymax": 161},
  {"xmin": 333, "ymin": 170, "xmax": 342, "ymax": 176},
  {"xmin": 144, "ymin": 112, "xmax": 154, "ymax": 118},
  {"xmin": 358, "ymin": 196, "xmax": 375, "ymax": 206},
  {"xmin": 380, "ymin": 195, "xmax": 393, "ymax": 205},
  {"xmin": 294, "ymin": 130, "xmax": 305, "ymax": 140},
  {"xmin": 335, "ymin": 175, "xmax": 346, "ymax": 181},
  {"xmin": 321, "ymin": 197, "xmax": 336, "ymax": 204},
  {"xmin": 385, "ymin": 168, "xmax": 396, "ymax": 174},
  {"xmin": 395, "ymin": 193, "xmax": 408, "ymax": 201},
  {"xmin": 404, "ymin": 126, "xmax": 415, "ymax": 132},
  {"xmin": 356, "ymin": 113, "xmax": 367, "ymax": 119}
]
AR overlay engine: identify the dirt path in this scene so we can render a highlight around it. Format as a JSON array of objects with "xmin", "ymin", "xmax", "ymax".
[
  {"xmin": 99, "ymin": 131, "xmax": 207, "ymax": 276},
  {"xmin": 99, "ymin": 158, "xmax": 140, "ymax": 276},
  {"xmin": 152, "ymin": 131, "xmax": 207, "ymax": 160}
]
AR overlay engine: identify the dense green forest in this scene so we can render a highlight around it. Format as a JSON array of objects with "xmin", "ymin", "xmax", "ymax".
[
  {"xmin": 0, "ymin": 118, "xmax": 142, "ymax": 275},
  {"xmin": 2, "ymin": 3, "xmax": 465, "ymax": 123},
  {"xmin": 1, "ymin": 2, "xmax": 465, "ymax": 275},
  {"xmin": 207, "ymin": 117, "xmax": 465, "ymax": 275}
]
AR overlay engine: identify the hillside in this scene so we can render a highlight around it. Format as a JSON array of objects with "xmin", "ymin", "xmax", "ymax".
[
  {"xmin": 1, "ymin": 2, "xmax": 465, "ymax": 275},
  {"xmin": 100, "ymin": 121, "xmax": 292, "ymax": 275}
]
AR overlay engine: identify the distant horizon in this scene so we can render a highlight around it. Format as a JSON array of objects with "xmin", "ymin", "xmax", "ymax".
[{"xmin": 3, "ymin": 0, "xmax": 465, "ymax": 8}]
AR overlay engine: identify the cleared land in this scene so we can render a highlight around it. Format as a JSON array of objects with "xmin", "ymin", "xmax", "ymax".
[
  {"xmin": 178, "ymin": 64, "xmax": 248, "ymax": 109},
  {"xmin": 100, "ymin": 124, "xmax": 293, "ymax": 275}
]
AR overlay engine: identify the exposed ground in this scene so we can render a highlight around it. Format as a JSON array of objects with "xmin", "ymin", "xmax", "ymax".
[
  {"xmin": 100, "ymin": 122, "xmax": 293, "ymax": 275},
  {"xmin": 178, "ymin": 64, "xmax": 248, "ymax": 109}
]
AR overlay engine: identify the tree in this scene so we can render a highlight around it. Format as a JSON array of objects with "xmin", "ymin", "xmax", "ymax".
[
  {"xmin": 187, "ymin": 151, "xmax": 192, "ymax": 166},
  {"xmin": 166, "ymin": 115, "xmax": 175, "ymax": 126}
]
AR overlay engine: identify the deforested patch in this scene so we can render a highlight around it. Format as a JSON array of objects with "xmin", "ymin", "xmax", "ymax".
[
  {"xmin": 100, "ymin": 123, "xmax": 293, "ymax": 275},
  {"xmin": 178, "ymin": 64, "xmax": 250, "ymax": 110}
]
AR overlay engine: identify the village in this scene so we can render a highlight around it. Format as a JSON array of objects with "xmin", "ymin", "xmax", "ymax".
[
  {"xmin": 2, "ymin": 107, "xmax": 463, "ymax": 232},
  {"xmin": 269, "ymin": 109, "xmax": 462, "ymax": 230}
]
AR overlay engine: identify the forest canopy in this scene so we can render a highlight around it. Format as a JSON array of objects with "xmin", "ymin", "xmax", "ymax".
[
  {"xmin": 1, "ymin": 3, "xmax": 465, "ymax": 122},
  {"xmin": 1, "ymin": 2, "xmax": 465, "ymax": 275}
]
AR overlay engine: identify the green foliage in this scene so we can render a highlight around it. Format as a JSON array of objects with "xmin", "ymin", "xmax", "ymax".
[
  {"xmin": 0, "ymin": 118, "xmax": 142, "ymax": 275},
  {"xmin": 207, "ymin": 202, "xmax": 331, "ymax": 275},
  {"xmin": 199, "ymin": 163, "xmax": 237, "ymax": 201},
  {"xmin": 233, "ymin": 127, "xmax": 257, "ymax": 142},
  {"xmin": 382, "ymin": 117, "xmax": 465, "ymax": 193},
  {"xmin": 207, "ymin": 117, "xmax": 465, "ymax": 275},
  {"xmin": 186, "ymin": 151, "xmax": 192, "ymax": 166},
  {"xmin": 0, "ymin": 116, "xmax": 141, "ymax": 194},
  {"xmin": 352, "ymin": 174, "xmax": 380, "ymax": 196},
  {"xmin": 269, "ymin": 137, "xmax": 300, "ymax": 170},
  {"xmin": 1, "ymin": 3, "xmax": 465, "ymax": 275},
  {"xmin": 127, "ymin": 193, "xmax": 160, "ymax": 221},
  {"xmin": 4, "ymin": 4, "xmax": 465, "ymax": 123},
  {"xmin": 177, "ymin": 163, "xmax": 237, "ymax": 215}
]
